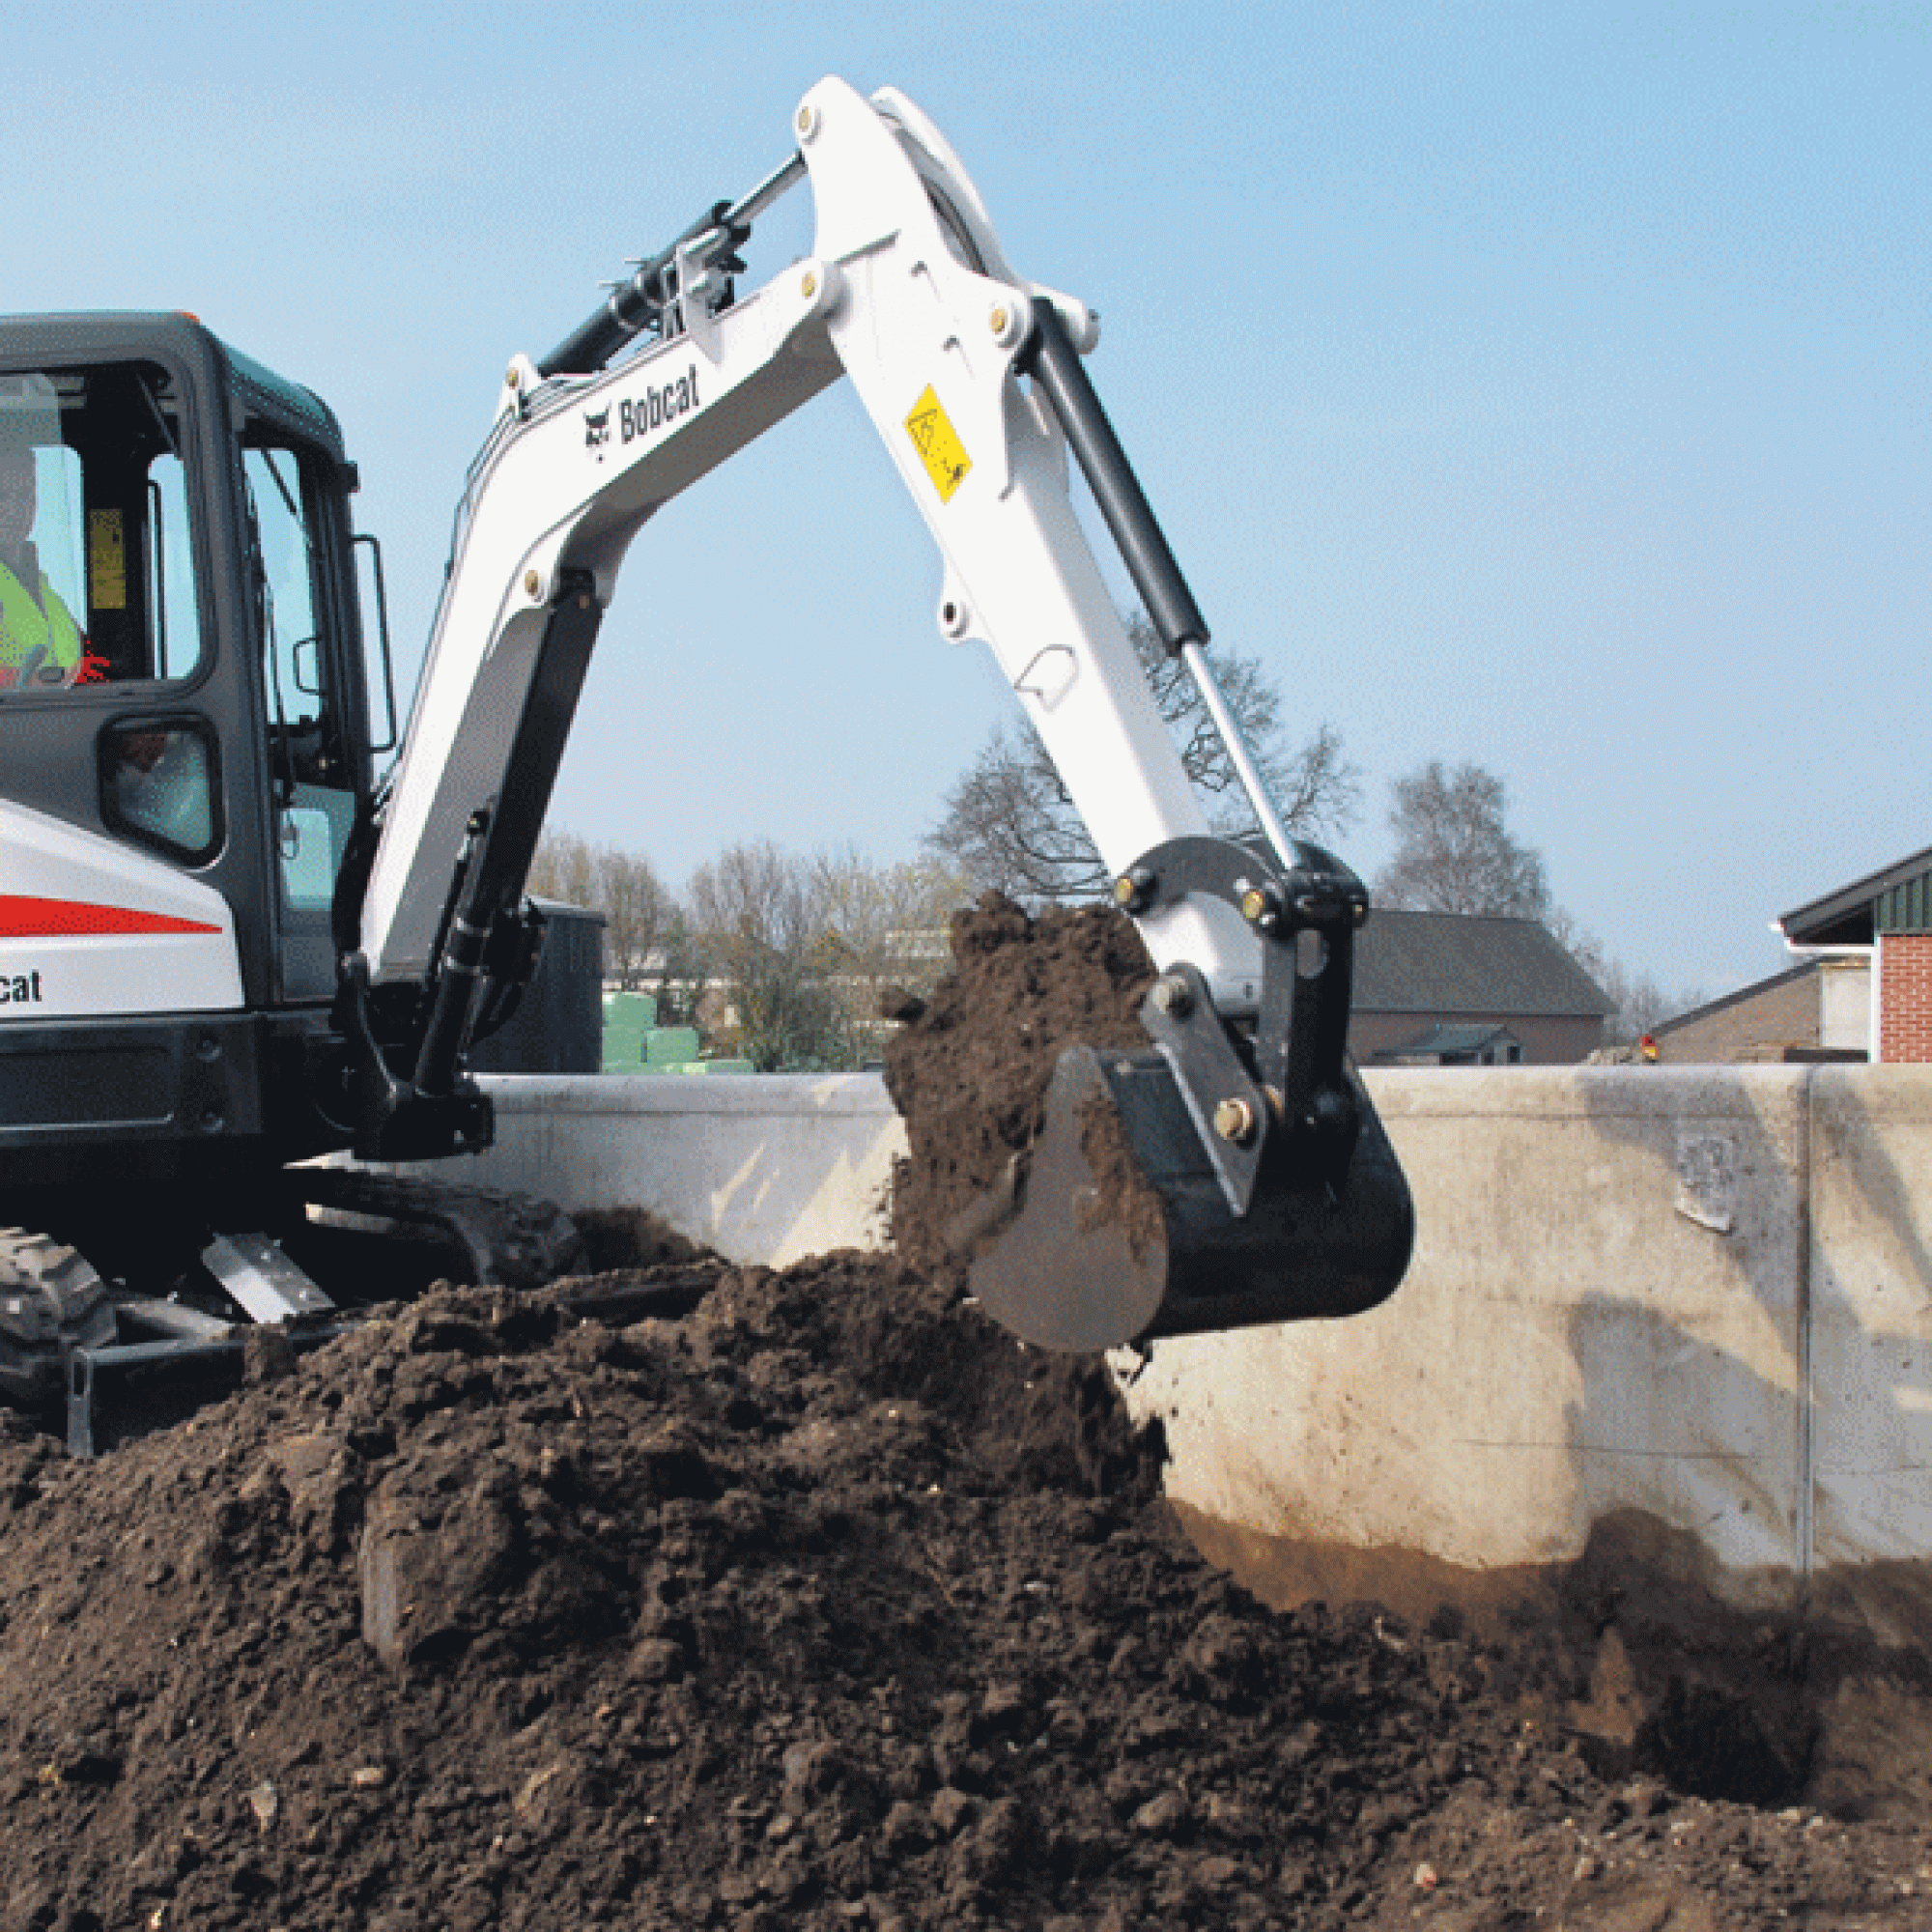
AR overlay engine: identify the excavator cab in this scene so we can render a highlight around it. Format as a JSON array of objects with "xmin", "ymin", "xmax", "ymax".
[
  {"xmin": 0, "ymin": 318, "xmax": 418, "ymax": 1441},
  {"xmin": 0, "ymin": 316, "xmax": 383, "ymax": 1202}
]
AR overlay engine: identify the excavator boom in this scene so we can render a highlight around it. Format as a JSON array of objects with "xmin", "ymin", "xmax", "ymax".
[
  {"xmin": 337, "ymin": 75, "xmax": 1412, "ymax": 1347},
  {"xmin": 0, "ymin": 79, "xmax": 1410, "ymax": 1449}
]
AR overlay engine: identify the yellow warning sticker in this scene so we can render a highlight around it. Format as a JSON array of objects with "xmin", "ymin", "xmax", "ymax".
[
  {"xmin": 89, "ymin": 509, "xmax": 128, "ymax": 611},
  {"xmin": 905, "ymin": 385, "xmax": 972, "ymax": 502}
]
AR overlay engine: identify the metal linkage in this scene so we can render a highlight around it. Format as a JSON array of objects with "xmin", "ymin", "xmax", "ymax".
[
  {"xmin": 537, "ymin": 152, "xmax": 808, "ymax": 380},
  {"xmin": 1116, "ymin": 834, "xmax": 1368, "ymax": 1184}
]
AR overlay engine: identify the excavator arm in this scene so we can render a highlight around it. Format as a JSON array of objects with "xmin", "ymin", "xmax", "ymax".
[{"xmin": 337, "ymin": 75, "xmax": 1413, "ymax": 1350}]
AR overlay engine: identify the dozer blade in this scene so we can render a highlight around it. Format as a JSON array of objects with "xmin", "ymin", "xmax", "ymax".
[{"xmin": 962, "ymin": 1040, "xmax": 1412, "ymax": 1352}]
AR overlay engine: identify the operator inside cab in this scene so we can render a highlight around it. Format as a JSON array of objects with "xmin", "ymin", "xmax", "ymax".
[
  {"xmin": 0, "ymin": 432, "xmax": 98, "ymax": 691},
  {"xmin": 0, "ymin": 363, "xmax": 218, "ymax": 860}
]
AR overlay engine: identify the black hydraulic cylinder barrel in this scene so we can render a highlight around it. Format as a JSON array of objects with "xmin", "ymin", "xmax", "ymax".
[
  {"xmin": 538, "ymin": 202, "xmax": 736, "ymax": 379},
  {"xmin": 412, "ymin": 911, "xmax": 490, "ymax": 1094},
  {"xmin": 412, "ymin": 578, "xmax": 606, "ymax": 1096},
  {"xmin": 539, "ymin": 294, "xmax": 650, "ymax": 383},
  {"xmin": 1020, "ymin": 299, "xmax": 1209, "ymax": 658}
]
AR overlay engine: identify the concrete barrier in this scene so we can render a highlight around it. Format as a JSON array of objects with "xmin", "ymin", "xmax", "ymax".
[
  {"xmin": 437, "ymin": 1072, "xmax": 905, "ymax": 1267},
  {"xmin": 442, "ymin": 1065, "xmax": 1932, "ymax": 1586},
  {"xmin": 1130, "ymin": 1066, "xmax": 1816, "ymax": 1592},
  {"xmin": 1807, "ymin": 1071, "xmax": 1932, "ymax": 1635},
  {"xmin": 416, "ymin": 1064, "xmax": 1932, "ymax": 1807}
]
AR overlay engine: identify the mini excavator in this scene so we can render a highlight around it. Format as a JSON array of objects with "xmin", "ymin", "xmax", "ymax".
[{"xmin": 0, "ymin": 78, "xmax": 1411, "ymax": 1452}]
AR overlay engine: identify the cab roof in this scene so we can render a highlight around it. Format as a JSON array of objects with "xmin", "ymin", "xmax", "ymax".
[{"xmin": 0, "ymin": 310, "xmax": 348, "ymax": 462}]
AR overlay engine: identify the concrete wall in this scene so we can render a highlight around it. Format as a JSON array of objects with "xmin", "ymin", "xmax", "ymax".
[
  {"xmin": 435, "ymin": 1072, "xmax": 905, "ymax": 1268},
  {"xmin": 438, "ymin": 1065, "xmax": 1932, "ymax": 1597},
  {"xmin": 1136, "ymin": 1067, "xmax": 1811, "ymax": 1580}
]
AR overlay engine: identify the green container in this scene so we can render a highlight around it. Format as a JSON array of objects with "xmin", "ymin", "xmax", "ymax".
[{"xmin": 643, "ymin": 1027, "xmax": 704, "ymax": 1067}]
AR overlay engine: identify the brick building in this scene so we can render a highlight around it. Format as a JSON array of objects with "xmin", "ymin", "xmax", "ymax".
[
  {"xmin": 1776, "ymin": 845, "xmax": 1932, "ymax": 1064},
  {"xmin": 1349, "ymin": 909, "xmax": 1613, "ymax": 1066}
]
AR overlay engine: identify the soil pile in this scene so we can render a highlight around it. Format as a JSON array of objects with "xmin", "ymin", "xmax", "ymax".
[
  {"xmin": 6, "ymin": 895, "xmax": 1932, "ymax": 1927},
  {"xmin": 3, "ymin": 1251, "xmax": 1931, "ymax": 1930}
]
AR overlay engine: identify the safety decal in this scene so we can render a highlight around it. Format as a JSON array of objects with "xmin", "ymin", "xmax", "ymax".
[
  {"xmin": 90, "ymin": 508, "xmax": 128, "ymax": 611},
  {"xmin": 0, "ymin": 895, "xmax": 222, "ymax": 938},
  {"xmin": 906, "ymin": 386, "xmax": 972, "ymax": 502}
]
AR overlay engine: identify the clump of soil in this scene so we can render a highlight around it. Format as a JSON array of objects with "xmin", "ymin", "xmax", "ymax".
[{"xmin": 882, "ymin": 892, "xmax": 1157, "ymax": 1277}]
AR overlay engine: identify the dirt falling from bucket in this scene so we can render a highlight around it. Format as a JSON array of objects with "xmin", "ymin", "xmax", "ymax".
[{"xmin": 880, "ymin": 891, "xmax": 1157, "ymax": 1279}]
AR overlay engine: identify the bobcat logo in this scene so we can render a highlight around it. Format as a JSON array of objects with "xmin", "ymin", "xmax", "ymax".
[{"xmin": 583, "ymin": 407, "xmax": 611, "ymax": 457}]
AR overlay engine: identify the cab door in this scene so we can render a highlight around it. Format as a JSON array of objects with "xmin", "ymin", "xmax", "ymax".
[{"xmin": 241, "ymin": 440, "xmax": 360, "ymax": 1003}]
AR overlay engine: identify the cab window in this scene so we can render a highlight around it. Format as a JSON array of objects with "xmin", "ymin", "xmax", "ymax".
[
  {"xmin": 0, "ymin": 363, "xmax": 207, "ymax": 693},
  {"xmin": 99, "ymin": 718, "xmax": 221, "ymax": 865},
  {"xmin": 243, "ymin": 441, "xmax": 355, "ymax": 921}
]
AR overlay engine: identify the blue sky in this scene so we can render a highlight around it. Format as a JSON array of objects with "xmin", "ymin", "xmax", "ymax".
[{"xmin": 14, "ymin": 2, "xmax": 1929, "ymax": 1001}]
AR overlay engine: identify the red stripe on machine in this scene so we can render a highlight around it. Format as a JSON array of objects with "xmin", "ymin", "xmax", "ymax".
[{"xmin": 0, "ymin": 895, "xmax": 224, "ymax": 937}]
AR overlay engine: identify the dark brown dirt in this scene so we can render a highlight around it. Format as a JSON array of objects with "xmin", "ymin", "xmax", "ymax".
[
  {"xmin": 5, "ymin": 893, "xmax": 1932, "ymax": 1928},
  {"xmin": 881, "ymin": 892, "xmax": 1157, "ymax": 1278},
  {"xmin": 6, "ymin": 1250, "xmax": 1932, "ymax": 1931}
]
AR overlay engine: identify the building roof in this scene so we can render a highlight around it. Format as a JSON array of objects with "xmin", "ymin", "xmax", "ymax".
[
  {"xmin": 1379, "ymin": 1022, "xmax": 1519, "ymax": 1060},
  {"xmin": 1779, "ymin": 841, "xmax": 1932, "ymax": 947},
  {"xmin": 1352, "ymin": 909, "xmax": 1613, "ymax": 1018}
]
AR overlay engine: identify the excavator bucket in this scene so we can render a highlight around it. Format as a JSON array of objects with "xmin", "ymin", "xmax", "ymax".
[
  {"xmin": 963, "ymin": 1041, "xmax": 1412, "ymax": 1352},
  {"xmin": 952, "ymin": 838, "xmax": 1415, "ymax": 1354}
]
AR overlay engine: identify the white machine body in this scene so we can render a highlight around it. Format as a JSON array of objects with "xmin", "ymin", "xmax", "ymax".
[{"xmin": 0, "ymin": 796, "xmax": 242, "ymax": 1019}]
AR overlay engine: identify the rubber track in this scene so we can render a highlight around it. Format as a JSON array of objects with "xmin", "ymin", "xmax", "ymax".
[
  {"xmin": 0, "ymin": 1228, "xmax": 114, "ymax": 1340},
  {"xmin": 290, "ymin": 1169, "xmax": 585, "ymax": 1292},
  {"xmin": 0, "ymin": 1227, "xmax": 118, "ymax": 1405}
]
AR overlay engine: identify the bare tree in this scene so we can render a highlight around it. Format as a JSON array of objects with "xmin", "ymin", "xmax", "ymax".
[
  {"xmin": 533, "ymin": 830, "xmax": 969, "ymax": 1068},
  {"xmin": 596, "ymin": 847, "xmax": 673, "ymax": 992},
  {"xmin": 810, "ymin": 849, "xmax": 971, "ymax": 1065},
  {"xmin": 1375, "ymin": 760, "xmax": 1551, "ymax": 920},
  {"xmin": 926, "ymin": 616, "xmax": 1359, "ymax": 904},
  {"xmin": 528, "ymin": 830, "xmax": 676, "ymax": 995},
  {"xmin": 1548, "ymin": 911, "xmax": 1702, "ymax": 1047},
  {"xmin": 1376, "ymin": 775, "xmax": 1699, "ymax": 1048},
  {"xmin": 647, "ymin": 906, "xmax": 711, "ymax": 1031},
  {"xmin": 687, "ymin": 839, "xmax": 842, "ymax": 1072},
  {"xmin": 527, "ymin": 829, "xmax": 600, "ymax": 911}
]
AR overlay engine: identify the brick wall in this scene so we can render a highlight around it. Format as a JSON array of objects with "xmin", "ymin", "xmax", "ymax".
[{"xmin": 1880, "ymin": 934, "xmax": 1932, "ymax": 1064}]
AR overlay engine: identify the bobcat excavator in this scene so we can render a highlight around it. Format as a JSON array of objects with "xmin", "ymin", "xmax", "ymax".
[{"xmin": 0, "ymin": 78, "xmax": 1412, "ymax": 1454}]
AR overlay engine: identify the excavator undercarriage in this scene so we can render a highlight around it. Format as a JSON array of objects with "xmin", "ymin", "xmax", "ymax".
[{"xmin": 0, "ymin": 1174, "xmax": 582, "ymax": 1456}]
